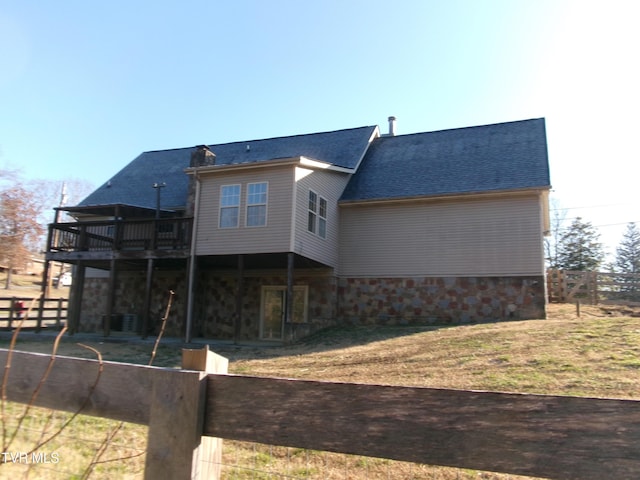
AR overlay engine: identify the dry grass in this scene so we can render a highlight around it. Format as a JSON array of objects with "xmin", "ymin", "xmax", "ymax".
[
  {"xmin": 2, "ymin": 302, "xmax": 640, "ymax": 478},
  {"xmin": 229, "ymin": 303, "xmax": 640, "ymax": 399},
  {"xmin": 2, "ymin": 403, "xmax": 146, "ymax": 479},
  {"xmin": 0, "ymin": 273, "xmax": 70, "ymax": 299}
]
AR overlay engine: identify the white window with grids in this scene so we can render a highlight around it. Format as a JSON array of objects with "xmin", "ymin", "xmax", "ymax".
[
  {"xmin": 219, "ymin": 184, "xmax": 241, "ymax": 228},
  {"xmin": 246, "ymin": 182, "xmax": 268, "ymax": 227},
  {"xmin": 307, "ymin": 190, "xmax": 327, "ymax": 239}
]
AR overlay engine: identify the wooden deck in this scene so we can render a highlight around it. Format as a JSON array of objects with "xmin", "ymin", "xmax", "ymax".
[{"xmin": 46, "ymin": 217, "xmax": 193, "ymax": 261}]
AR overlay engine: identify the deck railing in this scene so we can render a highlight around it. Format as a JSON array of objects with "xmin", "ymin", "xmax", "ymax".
[{"xmin": 48, "ymin": 217, "xmax": 193, "ymax": 253}]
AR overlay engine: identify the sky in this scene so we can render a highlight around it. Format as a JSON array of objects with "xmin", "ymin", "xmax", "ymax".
[{"xmin": 1, "ymin": 0, "xmax": 638, "ymax": 259}]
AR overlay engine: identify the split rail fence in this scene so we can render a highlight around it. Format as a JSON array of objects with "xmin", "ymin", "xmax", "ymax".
[
  {"xmin": 0, "ymin": 297, "xmax": 68, "ymax": 330},
  {"xmin": 547, "ymin": 269, "xmax": 640, "ymax": 305},
  {"xmin": 3, "ymin": 346, "xmax": 640, "ymax": 479}
]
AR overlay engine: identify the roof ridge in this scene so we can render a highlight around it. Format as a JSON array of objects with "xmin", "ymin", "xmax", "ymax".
[
  {"xmin": 142, "ymin": 125, "xmax": 378, "ymax": 155},
  {"xmin": 379, "ymin": 117, "xmax": 545, "ymax": 140}
]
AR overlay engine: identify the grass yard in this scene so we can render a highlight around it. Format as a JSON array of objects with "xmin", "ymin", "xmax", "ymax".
[{"xmin": 1, "ymin": 302, "xmax": 639, "ymax": 478}]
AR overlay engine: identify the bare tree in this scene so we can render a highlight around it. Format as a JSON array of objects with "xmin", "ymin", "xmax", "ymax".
[
  {"xmin": 545, "ymin": 197, "xmax": 568, "ymax": 269},
  {"xmin": 0, "ymin": 168, "xmax": 95, "ymax": 288},
  {"xmin": 0, "ymin": 184, "xmax": 45, "ymax": 288},
  {"xmin": 27, "ymin": 178, "xmax": 94, "ymax": 226}
]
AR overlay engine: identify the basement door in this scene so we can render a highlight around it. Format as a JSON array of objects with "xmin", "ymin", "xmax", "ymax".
[{"xmin": 260, "ymin": 286, "xmax": 308, "ymax": 340}]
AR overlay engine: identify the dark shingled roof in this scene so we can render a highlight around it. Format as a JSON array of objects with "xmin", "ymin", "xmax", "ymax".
[
  {"xmin": 340, "ymin": 118, "xmax": 550, "ymax": 202},
  {"xmin": 76, "ymin": 119, "xmax": 550, "ymax": 213},
  {"xmin": 78, "ymin": 126, "xmax": 377, "ymax": 211}
]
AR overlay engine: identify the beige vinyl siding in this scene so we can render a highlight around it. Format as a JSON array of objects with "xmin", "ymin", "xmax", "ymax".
[
  {"xmin": 195, "ymin": 166, "xmax": 294, "ymax": 255},
  {"xmin": 292, "ymin": 167, "xmax": 351, "ymax": 267},
  {"xmin": 338, "ymin": 193, "xmax": 545, "ymax": 277}
]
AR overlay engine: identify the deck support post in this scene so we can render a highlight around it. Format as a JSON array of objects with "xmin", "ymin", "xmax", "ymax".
[
  {"xmin": 68, "ymin": 261, "xmax": 85, "ymax": 334},
  {"xmin": 142, "ymin": 258, "xmax": 154, "ymax": 338},
  {"xmin": 37, "ymin": 259, "xmax": 51, "ymax": 332},
  {"xmin": 104, "ymin": 258, "xmax": 117, "ymax": 336},
  {"xmin": 234, "ymin": 254, "xmax": 244, "ymax": 344},
  {"xmin": 285, "ymin": 252, "xmax": 294, "ymax": 330}
]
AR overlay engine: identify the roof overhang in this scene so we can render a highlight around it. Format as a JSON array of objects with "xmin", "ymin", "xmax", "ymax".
[
  {"xmin": 184, "ymin": 156, "xmax": 355, "ymax": 175},
  {"xmin": 58, "ymin": 203, "xmax": 176, "ymax": 219}
]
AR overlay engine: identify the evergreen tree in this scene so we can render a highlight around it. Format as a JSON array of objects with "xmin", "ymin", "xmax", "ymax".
[
  {"xmin": 613, "ymin": 222, "xmax": 640, "ymax": 299},
  {"xmin": 556, "ymin": 217, "xmax": 604, "ymax": 271},
  {"xmin": 615, "ymin": 223, "xmax": 640, "ymax": 273}
]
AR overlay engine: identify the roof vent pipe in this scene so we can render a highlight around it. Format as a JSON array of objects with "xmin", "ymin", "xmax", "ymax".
[{"xmin": 388, "ymin": 116, "xmax": 397, "ymax": 136}]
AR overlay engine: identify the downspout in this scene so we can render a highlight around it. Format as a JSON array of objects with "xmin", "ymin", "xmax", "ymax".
[{"xmin": 185, "ymin": 172, "xmax": 202, "ymax": 343}]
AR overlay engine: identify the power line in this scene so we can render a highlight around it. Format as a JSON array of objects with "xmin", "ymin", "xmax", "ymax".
[
  {"xmin": 550, "ymin": 203, "xmax": 629, "ymax": 211},
  {"xmin": 558, "ymin": 218, "xmax": 639, "ymax": 228},
  {"xmin": 594, "ymin": 221, "xmax": 640, "ymax": 228}
]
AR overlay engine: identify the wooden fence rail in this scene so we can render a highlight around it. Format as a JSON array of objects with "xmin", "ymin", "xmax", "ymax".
[
  {"xmin": 547, "ymin": 269, "xmax": 640, "ymax": 305},
  {"xmin": 3, "ymin": 347, "xmax": 640, "ymax": 480},
  {"xmin": 0, "ymin": 297, "xmax": 68, "ymax": 330}
]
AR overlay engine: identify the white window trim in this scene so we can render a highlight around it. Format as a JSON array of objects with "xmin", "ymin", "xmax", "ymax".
[
  {"xmin": 318, "ymin": 196, "xmax": 327, "ymax": 239},
  {"xmin": 308, "ymin": 190, "xmax": 317, "ymax": 234},
  {"xmin": 219, "ymin": 184, "xmax": 241, "ymax": 229},
  {"xmin": 307, "ymin": 189, "xmax": 327, "ymax": 239},
  {"xmin": 245, "ymin": 181, "xmax": 268, "ymax": 228}
]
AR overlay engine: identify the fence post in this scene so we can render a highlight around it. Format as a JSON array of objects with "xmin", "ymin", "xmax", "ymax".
[
  {"xmin": 56, "ymin": 298, "xmax": 63, "ymax": 329},
  {"xmin": 8, "ymin": 297, "xmax": 16, "ymax": 329},
  {"xmin": 143, "ymin": 345, "xmax": 228, "ymax": 480},
  {"xmin": 36, "ymin": 295, "xmax": 44, "ymax": 332},
  {"xmin": 182, "ymin": 345, "xmax": 229, "ymax": 479},
  {"xmin": 559, "ymin": 270, "xmax": 567, "ymax": 302},
  {"xmin": 592, "ymin": 271, "xmax": 599, "ymax": 305}
]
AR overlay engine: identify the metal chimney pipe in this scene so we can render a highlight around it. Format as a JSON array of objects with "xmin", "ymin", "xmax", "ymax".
[{"xmin": 388, "ymin": 116, "xmax": 397, "ymax": 136}]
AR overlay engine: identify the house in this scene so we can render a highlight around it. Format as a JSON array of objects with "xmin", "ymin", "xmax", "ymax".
[{"xmin": 45, "ymin": 117, "xmax": 551, "ymax": 341}]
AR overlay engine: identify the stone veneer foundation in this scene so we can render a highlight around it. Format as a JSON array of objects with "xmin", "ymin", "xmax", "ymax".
[
  {"xmin": 79, "ymin": 271, "xmax": 188, "ymax": 337},
  {"xmin": 79, "ymin": 271, "xmax": 546, "ymax": 339},
  {"xmin": 192, "ymin": 271, "xmax": 337, "ymax": 341},
  {"xmin": 79, "ymin": 269, "xmax": 337, "ymax": 340},
  {"xmin": 338, "ymin": 276, "xmax": 546, "ymax": 325}
]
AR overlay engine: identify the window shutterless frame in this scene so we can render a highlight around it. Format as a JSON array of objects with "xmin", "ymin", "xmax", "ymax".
[
  {"xmin": 219, "ymin": 184, "xmax": 241, "ymax": 228},
  {"xmin": 307, "ymin": 189, "xmax": 327, "ymax": 239},
  {"xmin": 318, "ymin": 197, "xmax": 327, "ymax": 239},
  {"xmin": 308, "ymin": 190, "xmax": 317, "ymax": 234},
  {"xmin": 246, "ymin": 182, "xmax": 268, "ymax": 227}
]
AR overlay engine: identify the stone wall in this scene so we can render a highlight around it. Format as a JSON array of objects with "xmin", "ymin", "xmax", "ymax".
[
  {"xmin": 79, "ymin": 271, "xmax": 546, "ymax": 339},
  {"xmin": 80, "ymin": 269, "xmax": 337, "ymax": 340},
  {"xmin": 338, "ymin": 276, "xmax": 546, "ymax": 325},
  {"xmin": 194, "ymin": 271, "xmax": 337, "ymax": 341},
  {"xmin": 79, "ymin": 271, "xmax": 188, "ymax": 337},
  {"xmin": 78, "ymin": 277, "xmax": 109, "ymax": 333}
]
